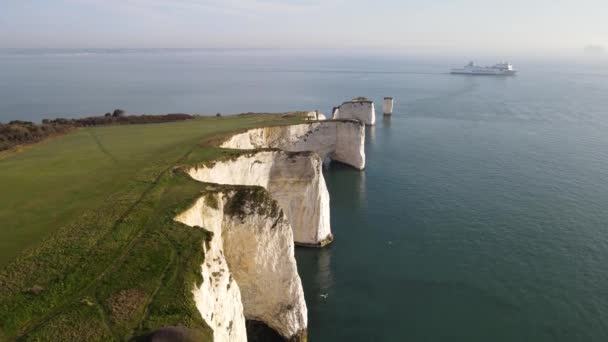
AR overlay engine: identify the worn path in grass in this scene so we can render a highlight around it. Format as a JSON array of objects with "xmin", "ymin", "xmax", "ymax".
[
  {"xmin": 0, "ymin": 115, "xmax": 299, "ymax": 266},
  {"xmin": 0, "ymin": 114, "xmax": 305, "ymax": 340}
]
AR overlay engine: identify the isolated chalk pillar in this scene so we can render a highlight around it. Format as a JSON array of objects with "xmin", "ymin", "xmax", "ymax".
[{"xmin": 383, "ymin": 97, "xmax": 394, "ymax": 115}]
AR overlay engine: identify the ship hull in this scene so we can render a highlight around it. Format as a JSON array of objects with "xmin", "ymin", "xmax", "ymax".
[{"xmin": 450, "ymin": 70, "xmax": 517, "ymax": 76}]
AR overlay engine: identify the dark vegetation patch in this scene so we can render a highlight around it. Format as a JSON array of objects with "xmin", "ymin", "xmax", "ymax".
[
  {"xmin": 0, "ymin": 113, "xmax": 194, "ymax": 151},
  {"xmin": 352, "ymin": 96, "xmax": 370, "ymax": 102},
  {"xmin": 0, "ymin": 120, "xmax": 75, "ymax": 151},
  {"xmin": 203, "ymin": 192, "xmax": 219, "ymax": 210},
  {"xmin": 224, "ymin": 186, "xmax": 281, "ymax": 221},
  {"xmin": 194, "ymin": 182, "xmax": 284, "ymax": 223},
  {"xmin": 47, "ymin": 112, "xmax": 194, "ymax": 127}
]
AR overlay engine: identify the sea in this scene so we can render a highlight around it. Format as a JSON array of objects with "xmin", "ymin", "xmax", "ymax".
[{"xmin": 2, "ymin": 49, "xmax": 608, "ymax": 341}]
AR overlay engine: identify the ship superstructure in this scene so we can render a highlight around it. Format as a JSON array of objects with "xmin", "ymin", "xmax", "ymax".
[{"xmin": 450, "ymin": 61, "xmax": 517, "ymax": 75}]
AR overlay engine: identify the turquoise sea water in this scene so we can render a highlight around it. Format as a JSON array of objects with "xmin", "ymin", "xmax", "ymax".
[{"xmin": 2, "ymin": 50, "xmax": 608, "ymax": 341}]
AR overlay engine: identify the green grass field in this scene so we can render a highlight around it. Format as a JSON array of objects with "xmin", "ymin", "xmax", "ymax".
[{"xmin": 0, "ymin": 114, "xmax": 304, "ymax": 341}]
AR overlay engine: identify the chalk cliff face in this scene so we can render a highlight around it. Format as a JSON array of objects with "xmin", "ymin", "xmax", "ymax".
[
  {"xmin": 172, "ymin": 119, "xmax": 367, "ymax": 341},
  {"xmin": 220, "ymin": 120, "xmax": 365, "ymax": 170},
  {"xmin": 332, "ymin": 100, "xmax": 376, "ymax": 125},
  {"xmin": 174, "ymin": 195, "xmax": 247, "ymax": 342},
  {"xmin": 175, "ymin": 189, "xmax": 307, "ymax": 341},
  {"xmin": 187, "ymin": 151, "xmax": 332, "ymax": 246},
  {"xmin": 302, "ymin": 111, "xmax": 327, "ymax": 120}
]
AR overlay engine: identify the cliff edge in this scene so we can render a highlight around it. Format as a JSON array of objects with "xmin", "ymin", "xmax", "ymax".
[
  {"xmin": 174, "ymin": 119, "xmax": 366, "ymax": 341},
  {"xmin": 175, "ymin": 187, "xmax": 307, "ymax": 341},
  {"xmin": 220, "ymin": 120, "xmax": 365, "ymax": 170}
]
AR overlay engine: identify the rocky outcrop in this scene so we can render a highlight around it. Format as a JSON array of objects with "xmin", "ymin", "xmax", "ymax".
[
  {"xmin": 220, "ymin": 120, "xmax": 365, "ymax": 170},
  {"xmin": 332, "ymin": 98, "xmax": 376, "ymax": 125},
  {"xmin": 305, "ymin": 111, "xmax": 327, "ymax": 121},
  {"xmin": 173, "ymin": 118, "xmax": 367, "ymax": 341},
  {"xmin": 175, "ymin": 193, "xmax": 247, "ymax": 342},
  {"xmin": 175, "ymin": 188, "xmax": 307, "ymax": 341},
  {"xmin": 187, "ymin": 151, "xmax": 331, "ymax": 247},
  {"xmin": 279, "ymin": 111, "xmax": 326, "ymax": 121},
  {"xmin": 383, "ymin": 97, "xmax": 394, "ymax": 115}
]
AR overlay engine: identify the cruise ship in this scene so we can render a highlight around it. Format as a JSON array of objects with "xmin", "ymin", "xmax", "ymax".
[{"xmin": 450, "ymin": 61, "xmax": 517, "ymax": 76}]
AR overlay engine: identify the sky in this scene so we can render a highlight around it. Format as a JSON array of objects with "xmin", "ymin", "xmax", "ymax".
[{"xmin": 1, "ymin": 0, "xmax": 607, "ymax": 56}]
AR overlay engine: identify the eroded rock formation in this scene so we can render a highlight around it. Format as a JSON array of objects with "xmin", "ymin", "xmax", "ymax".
[
  {"xmin": 173, "ymin": 119, "xmax": 366, "ymax": 341},
  {"xmin": 220, "ymin": 120, "xmax": 365, "ymax": 170},
  {"xmin": 175, "ymin": 188, "xmax": 307, "ymax": 342},
  {"xmin": 332, "ymin": 98, "xmax": 376, "ymax": 125},
  {"xmin": 187, "ymin": 151, "xmax": 332, "ymax": 246}
]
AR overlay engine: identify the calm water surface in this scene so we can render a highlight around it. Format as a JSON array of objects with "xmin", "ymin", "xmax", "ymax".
[{"xmin": 2, "ymin": 50, "xmax": 608, "ymax": 341}]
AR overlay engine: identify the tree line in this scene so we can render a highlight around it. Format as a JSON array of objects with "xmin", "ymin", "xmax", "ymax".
[{"xmin": 0, "ymin": 110, "xmax": 194, "ymax": 151}]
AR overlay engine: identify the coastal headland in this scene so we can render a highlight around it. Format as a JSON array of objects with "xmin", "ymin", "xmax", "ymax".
[{"xmin": 0, "ymin": 112, "xmax": 366, "ymax": 341}]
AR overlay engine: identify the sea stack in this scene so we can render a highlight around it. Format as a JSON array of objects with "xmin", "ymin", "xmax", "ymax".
[
  {"xmin": 332, "ymin": 97, "xmax": 376, "ymax": 125},
  {"xmin": 383, "ymin": 97, "xmax": 394, "ymax": 115}
]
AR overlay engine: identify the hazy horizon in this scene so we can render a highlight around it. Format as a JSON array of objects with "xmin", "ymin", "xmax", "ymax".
[
  {"xmin": 1, "ymin": 0, "xmax": 607, "ymax": 59},
  {"xmin": 1, "ymin": 47, "xmax": 607, "ymax": 66}
]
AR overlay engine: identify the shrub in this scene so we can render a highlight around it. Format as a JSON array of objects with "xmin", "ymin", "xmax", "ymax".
[
  {"xmin": 112, "ymin": 109, "xmax": 126, "ymax": 117},
  {"xmin": 0, "ymin": 113, "xmax": 194, "ymax": 151}
]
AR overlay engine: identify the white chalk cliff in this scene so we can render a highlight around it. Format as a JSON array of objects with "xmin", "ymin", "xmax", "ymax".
[
  {"xmin": 173, "ymin": 119, "xmax": 366, "ymax": 341},
  {"xmin": 175, "ymin": 195, "xmax": 247, "ymax": 342},
  {"xmin": 187, "ymin": 151, "xmax": 332, "ymax": 246},
  {"xmin": 221, "ymin": 120, "xmax": 365, "ymax": 170},
  {"xmin": 175, "ymin": 189, "xmax": 307, "ymax": 341},
  {"xmin": 301, "ymin": 111, "xmax": 327, "ymax": 121},
  {"xmin": 332, "ymin": 99, "xmax": 376, "ymax": 125}
]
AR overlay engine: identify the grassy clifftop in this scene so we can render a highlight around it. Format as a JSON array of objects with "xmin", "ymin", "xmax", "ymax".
[{"xmin": 0, "ymin": 114, "xmax": 304, "ymax": 341}]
